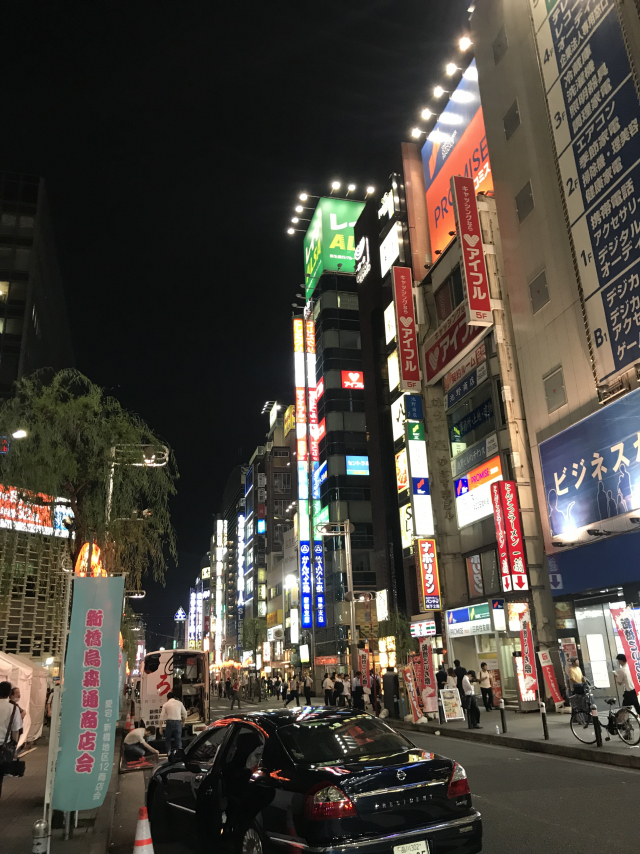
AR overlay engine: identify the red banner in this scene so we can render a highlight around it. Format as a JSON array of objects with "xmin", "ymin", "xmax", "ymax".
[
  {"xmin": 403, "ymin": 665, "xmax": 422, "ymax": 723},
  {"xmin": 451, "ymin": 175, "xmax": 492, "ymax": 327},
  {"xmin": 415, "ymin": 538, "xmax": 441, "ymax": 611},
  {"xmin": 424, "ymin": 300, "xmax": 483, "ymax": 385},
  {"xmin": 359, "ymin": 650, "xmax": 370, "ymax": 688},
  {"xmin": 392, "ymin": 267, "xmax": 421, "ymax": 391},
  {"xmin": 490, "ymin": 482, "xmax": 511, "ymax": 593},
  {"xmin": 489, "ymin": 666, "xmax": 502, "ymax": 706},
  {"xmin": 410, "ymin": 653, "xmax": 424, "ymax": 690},
  {"xmin": 519, "ymin": 619, "xmax": 538, "ymax": 694},
  {"xmin": 610, "ymin": 606, "xmax": 640, "ymax": 695},
  {"xmin": 538, "ymin": 650, "xmax": 563, "ymax": 704},
  {"xmin": 501, "ymin": 481, "xmax": 528, "ymax": 591},
  {"xmin": 420, "ymin": 639, "xmax": 438, "ymax": 713}
]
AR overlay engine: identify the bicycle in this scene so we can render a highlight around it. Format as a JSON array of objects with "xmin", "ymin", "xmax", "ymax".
[{"xmin": 570, "ymin": 681, "xmax": 640, "ymax": 746}]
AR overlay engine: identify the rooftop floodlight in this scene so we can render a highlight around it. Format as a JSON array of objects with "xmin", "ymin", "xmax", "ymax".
[
  {"xmin": 291, "ymin": 217, "xmax": 299, "ymax": 223},
  {"xmin": 366, "ymin": 186, "xmax": 375, "ymax": 195},
  {"xmin": 287, "ymin": 228, "xmax": 295, "ymax": 235},
  {"xmin": 411, "ymin": 127, "xmax": 423, "ymax": 138},
  {"xmin": 12, "ymin": 429, "xmax": 27, "ymax": 439},
  {"xmin": 433, "ymin": 85, "xmax": 445, "ymax": 98},
  {"xmin": 295, "ymin": 205, "xmax": 304, "ymax": 212},
  {"xmin": 348, "ymin": 183, "xmax": 356, "ymax": 191},
  {"xmin": 421, "ymin": 108, "xmax": 433, "ymax": 120},
  {"xmin": 446, "ymin": 62, "xmax": 458, "ymax": 76},
  {"xmin": 331, "ymin": 180, "xmax": 341, "ymax": 190},
  {"xmin": 460, "ymin": 36, "xmax": 472, "ymax": 50},
  {"xmin": 299, "ymin": 192, "xmax": 308, "ymax": 200}
]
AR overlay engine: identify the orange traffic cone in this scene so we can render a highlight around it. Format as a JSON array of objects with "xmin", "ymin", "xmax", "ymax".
[
  {"xmin": 133, "ymin": 806, "xmax": 154, "ymax": 852},
  {"xmin": 125, "ymin": 710, "xmax": 133, "ymax": 732}
]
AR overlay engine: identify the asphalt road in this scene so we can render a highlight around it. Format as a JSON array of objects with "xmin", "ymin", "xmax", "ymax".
[{"xmin": 150, "ymin": 722, "xmax": 640, "ymax": 853}]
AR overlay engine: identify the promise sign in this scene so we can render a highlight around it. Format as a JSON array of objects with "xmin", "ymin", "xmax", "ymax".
[
  {"xmin": 451, "ymin": 175, "xmax": 492, "ymax": 326},
  {"xmin": 392, "ymin": 266, "xmax": 421, "ymax": 391},
  {"xmin": 415, "ymin": 538, "xmax": 441, "ymax": 611}
]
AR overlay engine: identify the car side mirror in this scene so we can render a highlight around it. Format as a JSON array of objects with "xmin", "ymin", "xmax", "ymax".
[{"xmin": 170, "ymin": 748, "xmax": 186, "ymax": 764}]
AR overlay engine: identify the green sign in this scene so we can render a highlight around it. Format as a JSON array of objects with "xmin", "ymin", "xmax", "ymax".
[
  {"xmin": 315, "ymin": 504, "xmax": 330, "ymax": 530},
  {"xmin": 408, "ymin": 421, "xmax": 425, "ymax": 442},
  {"xmin": 303, "ymin": 197, "xmax": 365, "ymax": 299},
  {"xmin": 469, "ymin": 603, "xmax": 490, "ymax": 621}
]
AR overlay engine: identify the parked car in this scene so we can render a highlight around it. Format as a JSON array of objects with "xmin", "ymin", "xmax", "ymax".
[{"xmin": 147, "ymin": 707, "xmax": 482, "ymax": 853}]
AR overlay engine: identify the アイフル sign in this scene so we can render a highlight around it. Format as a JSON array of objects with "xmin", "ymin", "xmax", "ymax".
[
  {"xmin": 451, "ymin": 175, "xmax": 492, "ymax": 326},
  {"xmin": 392, "ymin": 266, "xmax": 421, "ymax": 391},
  {"xmin": 424, "ymin": 300, "xmax": 484, "ymax": 385}
]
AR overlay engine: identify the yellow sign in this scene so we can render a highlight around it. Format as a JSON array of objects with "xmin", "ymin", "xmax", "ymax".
[
  {"xmin": 267, "ymin": 609, "xmax": 283, "ymax": 628},
  {"xmin": 284, "ymin": 404, "xmax": 295, "ymax": 437}
]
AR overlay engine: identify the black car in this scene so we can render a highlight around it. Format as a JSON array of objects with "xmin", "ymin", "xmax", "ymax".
[{"xmin": 147, "ymin": 707, "xmax": 482, "ymax": 854}]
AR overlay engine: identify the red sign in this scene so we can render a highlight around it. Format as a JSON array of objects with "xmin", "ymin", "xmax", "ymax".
[
  {"xmin": 403, "ymin": 665, "xmax": 422, "ymax": 723},
  {"xmin": 466, "ymin": 554, "xmax": 484, "ymax": 597},
  {"xmin": 315, "ymin": 655, "xmax": 339, "ymax": 666},
  {"xmin": 419, "ymin": 639, "xmax": 438, "ymax": 713},
  {"xmin": 316, "ymin": 376, "xmax": 324, "ymax": 399},
  {"xmin": 392, "ymin": 267, "xmax": 421, "ymax": 391},
  {"xmin": 489, "ymin": 666, "xmax": 502, "ymax": 706},
  {"xmin": 341, "ymin": 370, "xmax": 364, "ymax": 390},
  {"xmin": 415, "ymin": 538, "xmax": 441, "ymax": 611},
  {"xmin": 610, "ymin": 606, "xmax": 640, "ymax": 695},
  {"xmin": 491, "ymin": 482, "xmax": 512, "ymax": 593},
  {"xmin": 308, "ymin": 388, "xmax": 319, "ymax": 462},
  {"xmin": 314, "ymin": 418, "xmax": 326, "ymax": 443},
  {"xmin": 451, "ymin": 175, "xmax": 492, "ymax": 327},
  {"xmin": 502, "ymin": 481, "xmax": 528, "ymax": 591},
  {"xmin": 359, "ymin": 650, "xmax": 370, "ymax": 688},
  {"xmin": 424, "ymin": 301, "xmax": 483, "ymax": 385},
  {"xmin": 443, "ymin": 341, "xmax": 487, "ymax": 393},
  {"xmin": 410, "ymin": 652, "xmax": 424, "ymax": 690},
  {"xmin": 519, "ymin": 619, "xmax": 538, "ymax": 695},
  {"xmin": 305, "ymin": 319, "xmax": 315, "ymax": 353},
  {"xmin": 538, "ymin": 650, "xmax": 563, "ymax": 705},
  {"xmin": 0, "ymin": 484, "xmax": 71, "ymax": 539}
]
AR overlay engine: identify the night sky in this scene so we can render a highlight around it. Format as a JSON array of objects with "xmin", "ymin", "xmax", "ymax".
[{"xmin": 0, "ymin": 1, "xmax": 469, "ymax": 645}]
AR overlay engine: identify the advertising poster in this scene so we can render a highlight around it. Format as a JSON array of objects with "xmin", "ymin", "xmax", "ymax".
[
  {"xmin": 395, "ymin": 448, "xmax": 408, "ymax": 493},
  {"xmin": 415, "ymin": 538, "xmax": 441, "ymax": 610},
  {"xmin": 466, "ymin": 553, "xmax": 484, "ymax": 597},
  {"xmin": 303, "ymin": 197, "xmax": 366, "ymax": 299},
  {"xmin": 451, "ymin": 175, "xmax": 493, "ymax": 326},
  {"xmin": 420, "ymin": 639, "xmax": 438, "ymax": 713},
  {"xmin": 359, "ymin": 650, "xmax": 370, "ymax": 688},
  {"xmin": 53, "ymin": 576, "xmax": 125, "ymax": 811},
  {"xmin": 456, "ymin": 454, "xmax": 503, "ymax": 529},
  {"xmin": 610, "ymin": 605, "xmax": 640, "ymax": 694},
  {"xmin": 538, "ymin": 649, "xmax": 564, "ymax": 705},
  {"xmin": 392, "ymin": 266, "xmax": 421, "ymax": 391},
  {"xmin": 440, "ymin": 687, "xmax": 465, "ymax": 722},
  {"xmin": 402, "ymin": 665, "xmax": 422, "ymax": 723},
  {"xmin": 519, "ymin": 619, "xmax": 538, "ymax": 694},
  {"xmin": 487, "ymin": 662, "xmax": 502, "ymax": 706}
]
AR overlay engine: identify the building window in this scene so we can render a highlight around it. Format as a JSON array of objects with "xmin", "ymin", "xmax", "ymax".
[
  {"xmin": 337, "ymin": 293, "xmax": 358, "ymax": 311},
  {"xmin": 529, "ymin": 270, "xmax": 550, "ymax": 313},
  {"xmin": 339, "ymin": 330, "xmax": 361, "ymax": 349},
  {"xmin": 268, "ymin": 583, "xmax": 283, "ymax": 600},
  {"xmin": 543, "ymin": 367, "xmax": 567, "ymax": 414},
  {"xmin": 516, "ymin": 181, "xmax": 534, "ymax": 223},
  {"xmin": 9, "ymin": 281, "xmax": 27, "ymax": 303},
  {"xmin": 434, "ymin": 266, "xmax": 464, "ymax": 323},
  {"xmin": 273, "ymin": 473, "xmax": 291, "ymax": 494},
  {"xmin": 493, "ymin": 25, "xmax": 508, "ymax": 65},
  {"xmin": 5, "ymin": 318, "xmax": 23, "ymax": 336},
  {"xmin": 0, "ymin": 281, "xmax": 8, "ymax": 303},
  {"xmin": 273, "ymin": 449, "xmax": 289, "ymax": 457},
  {"xmin": 503, "ymin": 99, "xmax": 520, "ymax": 141},
  {"xmin": 273, "ymin": 523, "xmax": 288, "ymax": 549},
  {"xmin": 14, "ymin": 248, "xmax": 31, "ymax": 271}
]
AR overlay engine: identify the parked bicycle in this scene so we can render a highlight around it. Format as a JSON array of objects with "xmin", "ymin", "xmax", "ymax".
[{"xmin": 570, "ymin": 679, "xmax": 640, "ymax": 746}]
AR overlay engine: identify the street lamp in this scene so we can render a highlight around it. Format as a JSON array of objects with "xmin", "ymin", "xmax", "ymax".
[
  {"xmin": 12, "ymin": 429, "xmax": 27, "ymax": 439},
  {"xmin": 317, "ymin": 520, "xmax": 357, "ymax": 672},
  {"xmin": 105, "ymin": 444, "xmax": 169, "ymax": 525}
]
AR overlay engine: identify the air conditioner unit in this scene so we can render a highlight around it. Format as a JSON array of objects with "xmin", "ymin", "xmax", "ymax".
[{"xmin": 273, "ymin": 627, "xmax": 285, "ymax": 641}]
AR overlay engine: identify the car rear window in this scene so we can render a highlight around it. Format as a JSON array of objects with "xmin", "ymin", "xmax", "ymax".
[{"xmin": 279, "ymin": 714, "xmax": 413, "ymax": 764}]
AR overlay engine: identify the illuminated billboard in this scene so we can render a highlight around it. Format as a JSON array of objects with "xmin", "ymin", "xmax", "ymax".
[
  {"xmin": 303, "ymin": 197, "xmax": 366, "ymax": 299},
  {"xmin": 421, "ymin": 60, "xmax": 493, "ymax": 258},
  {"xmin": 454, "ymin": 454, "xmax": 503, "ymax": 528},
  {"xmin": 346, "ymin": 455, "xmax": 369, "ymax": 476},
  {"xmin": 0, "ymin": 485, "xmax": 73, "ymax": 538}
]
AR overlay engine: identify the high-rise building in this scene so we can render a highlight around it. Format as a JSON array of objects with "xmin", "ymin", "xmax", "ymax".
[
  {"xmin": 471, "ymin": 0, "xmax": 640, "ymax": 699},
  {"xmin": 0, "ymin": 173, "xmax": 73, "ymax": 396},
  {"xmin": 221, "ymin": 465, "xmax": 247, "ymax": 659}
]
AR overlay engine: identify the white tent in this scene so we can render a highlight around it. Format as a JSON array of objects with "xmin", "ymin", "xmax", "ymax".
[{"xmin": 0, "ymin": 652, "xmax": 33, "ymax": 748}]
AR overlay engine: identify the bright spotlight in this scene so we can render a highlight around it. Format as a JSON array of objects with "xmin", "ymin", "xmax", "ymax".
[
  {"xmin": 411, "ymin": 127, "xmax": 423, "ymax": 138},
  {"xmin": 434, "ymin": 85, "xmax": 445, "ymax": 97},
  {"xmin": 331, "ymin": 181, "xmax": 341, "ymax": 190},
  {"xmin": 446, "ymin": 63, "xmax": 458, "ymax": 76},
  {"xmin": 287, "ymin": 228, "xmax": 295, "ymax": 235},
  {"xmin": 299, "ymin": 193, "xmax": 308, "ymax": 200},
  {"xmin": 421, "ymin": 108, "xmax": 432, "ymax": 120},
  {"xmin": 460, "ymin": 36, "xmax": 472, "ymax": 50}
]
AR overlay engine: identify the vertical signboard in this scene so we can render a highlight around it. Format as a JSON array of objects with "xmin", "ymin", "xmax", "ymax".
[
  {"xmin": 406, "ymin": 421, "xmax": 434, "ymax": 536},
  {"xmin": 610, "ymin": 605, "xmax": 640, "ymax": 694},
  {"xmin": 420, "ymin": 638, "xmax": 438, "ymax": 713},
  {"xmin": 53, "ymin": 576, "xmax": 124, "ymax": 811},
  {"xmin": 392, "ymin": 266, "xmax": 421, "ymax": 391},
  {"xmin": 415, "ymin": 538, "xmax": 442, "ymax": 611},
  {"xmin": 451, "ymin": 175, "xmax": 493, "ymax": 326},
  {"xmin": 314, "ymin": 542, "xmax": 326, "ymax": 628},
  {"xmin": 403, "ymin": 665, "xmax": 422, "ymax": 723},
  {"xmin": 528, "ymin": 0, "xmax": 640, "ymax": 382},
  {"xmin": 359, "ymin": 650, "xmax": 370, "ymax": 687},
  {"xmin": 538, "ymin": 649, "xmax": 563, "ymax": 705},
  {"xmin": 424, "ymin": 301, "xmax": 484, "ymax": 385},
  {"xmin": 491, "ymin": 480, "xmax": 529, "ymax": 592},
  {"xmin": 300, "ymin": 542, "xmax": 312, "ymax": 629},
  {"xmin": 519, "ymin": 619, "xmax": 538, "ymax": 695}
]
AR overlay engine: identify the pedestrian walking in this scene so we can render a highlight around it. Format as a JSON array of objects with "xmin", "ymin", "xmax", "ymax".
[
  {"xmin": 229, "ymin": 678, "xmax": 241, "ymax": 709},
  {"xmin": 614, "ymin": 654, "xmax": 640, "ymax": 715},
  {"xmin": 478, "ymin": 663, "xmax": 494, "ymax": 711},
  {"xmin": 0, "ymin": 681, "xmax": 22, "ymax": 798},
  {"xmin": 160, "ymin": 691, "xmax": 188, "ymax": 755},
  {"xmin": 303, "ymin": 672, "xmax": 313, "ymax": 705},
  {"xmin": 462, "ymin": 671, "xmax": 482, "ymax": 728},
  {"xmin": 218, "ymin": 679, "xmax": 223, "ymax": 699},
  {"xmin": 436, "ymin": 664, "xmax": 448, "ymax": 692},
  {"xmin": 334, "ymin": 674, "xmax": 345, "ymax": 706},
  {"xmin": 285, "ymin": 675, "xmax": 300, "ymax": 707},
  {"xmin": 123, "ymin": 725, "xmax": 160, "ymax": 761},
  {"xmin": 225, "ymin": 676, "xmax": 232, "ymax": 699},
  {"xmin": 9, "ymin": 687, "xmax": 26, "ymax": 749},
  {"xmin": 343, "ymin": 672, "xmax": 352, "ymax": 707},
  {"xmin": 454, "ymin": 659, "xmax": 467, "ymax": 695},
  {"xmin": 322, "ymin": 672, "xmax": 334, "ymax": 706}
]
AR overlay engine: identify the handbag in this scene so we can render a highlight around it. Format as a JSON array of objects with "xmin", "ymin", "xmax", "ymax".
[{"xmin": 0, "ymin": 705, "xmax": 26, "ymax": 778}]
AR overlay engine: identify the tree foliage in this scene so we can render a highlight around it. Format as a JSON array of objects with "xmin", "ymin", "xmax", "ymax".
[
  {"xmin": 0, "ymin": 368, "xmax": 178, "ymax": 588},
  {"xmin": 242, "ymin": 617, "xmax": 267, "ymax": 661}
]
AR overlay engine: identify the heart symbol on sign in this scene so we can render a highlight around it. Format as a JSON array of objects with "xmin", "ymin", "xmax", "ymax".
[
  {"xmin": 463, "ymin": 233, "xmax": 479, "ymax": 247},
  {"xmin": 349, "ymin": 372, "xmax": 360, "ymax": 381},
  {"xmin": 400, "ymin": 316, "xmax": 412, "ymax": 327},
  {"xmin": 428, "ymin": 347, "xmax": 439, "ymax": 371}
]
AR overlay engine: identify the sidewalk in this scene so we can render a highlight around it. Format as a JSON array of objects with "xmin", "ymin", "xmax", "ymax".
[{"xmin": 392, "ymin": 706, "xmax": 640, "ymax": 769}]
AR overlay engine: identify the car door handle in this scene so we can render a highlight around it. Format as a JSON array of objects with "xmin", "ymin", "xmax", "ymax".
[{"xmin": 195, "ymin": 774, "xmax": 204, "ymax": 782}]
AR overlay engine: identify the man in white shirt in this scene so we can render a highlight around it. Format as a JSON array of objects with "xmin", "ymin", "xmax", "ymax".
[
  {"xmin": 160, "ymin": 692, "xmax": 188, "ymax": 755},
  {"xmin": 124, "ymin": 726, "xmax": 160, "ymax": 760},
  {"xmin": 0, "ymin": 681, "xmax": 22, "ymax": 798},
  {"xmin": 343, "ymin": 674, "xmax": 352, "ymax": 708},
  {"xmin": 303, "ymin": 673, "xmax": 313, "ymax": 705},
  {"xmin": 322, "ymin": 674, "xmax": 334, "ymax": 706},
  {"xmin": 462, "ymin": 671, "xmax": 482, "ymax": 729},
  {"xmin": 614, "ymin": 654, "xmax": 640, "ymax": 715}
]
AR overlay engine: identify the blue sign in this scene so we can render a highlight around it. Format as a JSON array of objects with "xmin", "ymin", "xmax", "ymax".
[
  {"xmin": 451, "ymin": 432, "xmax": 498, "ymax": 478},
  {"xmin": 533, "ymin": 0, "xmax": 640, "ymax": 381},
  {"xmin": 455, "ymin": 476, "xmax": 469, "ymax": 497},
  {"xmin": 314, "ymin": 543, "xmax": 326, "ymax": 628},
  {"xmin": 256, "ymin": 519, "xmax": 266, "ymax": 535},
  {"xmin": 244, "ymin": 465, "xmax": 253, "ymax": 495},
  {"xmin": 412, "ymin": 476, "xmax": 430, "ymax": 496},
  {"xmin": 539, "ymin": 386, "xmax": 640, "ymax": 536},
  {"xmin": 174, "ymin": 607, "xmax": 187, "ymax": 621},
  {"xmin": 445, "ymin": 362, "xmax": 488, "ymax": 411},
  {"xmin": 346, "ymin": 455, "xmax": 370, "ymax": 476},
  {"xmin": 300, "ymin": 541, "xmax": 312, "ymax": 628},
  {"xmin": 313, "ymin": 460, "xmax": 327, "ymax": 498},
  {"xmin": 447, "ymin": 606, "xmax": 470, "ymax": 626},
  {"xmin": 405, "ymin": 394, "xmax": 424, "ymax": 421},
  {"xmin": 450, "ymin": 397, "xmax": 494, "ymax": 443},
  {"xmin": 53, "ymin": 576, "xmax": 124, "ymax": 811}
]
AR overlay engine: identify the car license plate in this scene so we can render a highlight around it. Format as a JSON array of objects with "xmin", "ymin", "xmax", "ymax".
[{"xmin": 394, "ymin": 841, "xmax": 429, "ymax": 854}]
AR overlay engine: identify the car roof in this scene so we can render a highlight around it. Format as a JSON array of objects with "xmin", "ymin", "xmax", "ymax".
[{"xmin": 216, "ymin": 707, "xmax": 376, "ymax": 730}]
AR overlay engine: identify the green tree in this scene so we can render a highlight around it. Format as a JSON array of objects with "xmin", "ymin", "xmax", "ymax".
[
  {"xmin": 379, "ymin": 608, "xmax": 415, "ymax": 668},
  {"xmin": 242, "ymin": 617, "xmax": 267, "ymax": 668},
  {"xmin": 0, "ymin": 368, "xmax": 178, "ymax": 588}
]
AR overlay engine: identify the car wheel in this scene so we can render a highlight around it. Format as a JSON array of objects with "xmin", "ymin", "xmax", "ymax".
[
  {"xmin": 149, "ymin": 783, "xmax": 175, "ymax": 843},
  {"xmin": 241, "ymin": 824, "xmax": 263, "ymax": 854}
]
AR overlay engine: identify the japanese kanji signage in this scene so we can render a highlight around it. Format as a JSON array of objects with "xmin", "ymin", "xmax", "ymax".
[
  {"xmin": 539, "ymin": 385, "xmax": 640, "ymax": 539},
  {"xmin": 445, "ymin": 361, "xmax": 488, "ymax": 411},
  {"xmin": 424, "ymin": 300, "xmax": 484, "ymax": 385},
  {"xmin": 403, "ymin": 665, "xmax": 423, "ymax": 723},
  {"xmin": 419, "ymin": 638, "xmax": 438, "ymax": 713},
  {"xmin": 610, "ymin": 605, "xmax": 640, "ymax": 695},
  {"xmin": 53, "ymin": 575, "xmax": 124, "ymax": 811},
  {"xmin": 314, "ymin": 542, "xmax": 326, "ymax": 628},
  {"xmin": 443, "ymin": 341, "xmax": 487, "ymax": 393},
  {"xmin": 451, "ymin": 175, "xmax": 493, "ymax": 326},
  {"xmin": 300, "ymin": 541, "xmax": 312, "ymax": 629},
  {"xmin": 415, "ymin": 538, "xmax": 441, "ymax": 611},
  {"xmin": 359, "ymin": 650, "xmax": 370, "ymax": 688},
  {"xmin": 392, "ymin": 266, "xmax": 421, "ymax": 391},
  {"xmin": 491, "ymin": 481, "xmax": 529, "ymax": 591},
  {"xmin": 538, "ymin": 649, "xmax": 564, "ymax": 705},
  {"xmin": 519, "ymin": 619, "xmax": 538, "ymax": 696},
  {"xmin": 529, "ymin": 0, "xmax": 640, "ymax": 382}
]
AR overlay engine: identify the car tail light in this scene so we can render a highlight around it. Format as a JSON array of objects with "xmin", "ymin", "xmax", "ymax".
[
  {"xmin": 447, "ymin": 762, "xmax": 470, "ymax": 798},
  {"xmin": 304, "ymin": 783, "xmax": 357, "ymax": 820}
]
